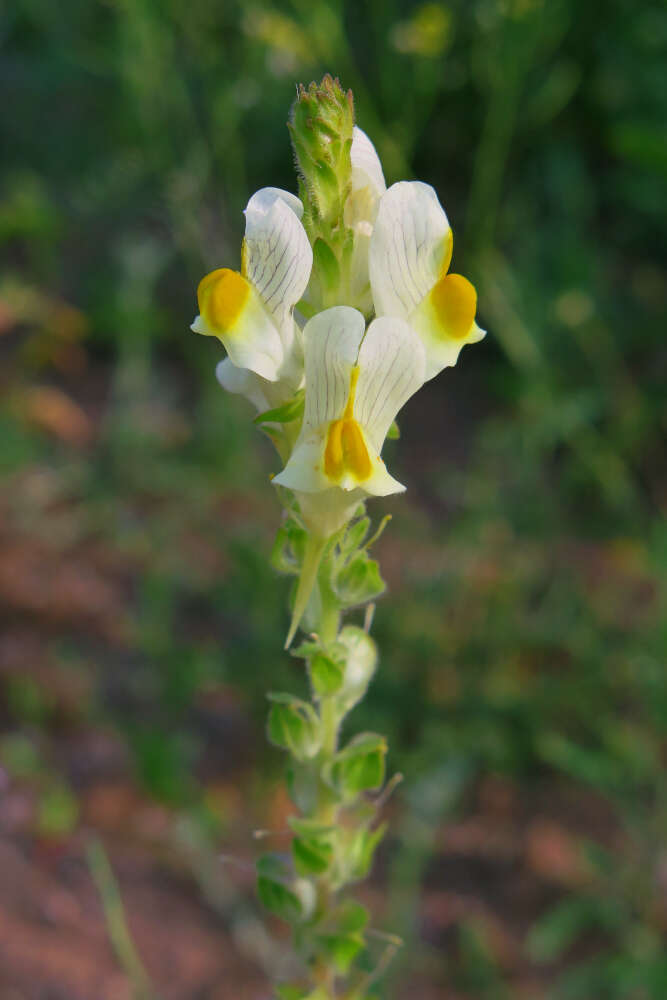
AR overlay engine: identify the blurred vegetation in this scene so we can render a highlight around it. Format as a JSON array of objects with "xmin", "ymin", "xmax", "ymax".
[{"xmin": 1, "ymin": 0, "xmax": 665, "ymax": 997}]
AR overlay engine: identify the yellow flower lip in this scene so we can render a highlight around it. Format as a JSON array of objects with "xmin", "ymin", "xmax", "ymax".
[
  {"xmin": 324, "ymin": 417, "xmax": 372, "ymax": 483},
  {"xmin": 429, "ymin": 272, "xmax": 477, "ymax": 341},
  {"xmin": 197, "ymin": 268, "xmax": 250, "ymax": 334},
  {"xmin": 323, "ymin": 365, "xmax": 373, "ymax": 484}
]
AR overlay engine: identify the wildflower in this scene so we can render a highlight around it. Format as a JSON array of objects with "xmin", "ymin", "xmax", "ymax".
[
  {"xmin": 273, "ymin": 305, "xmax": 425, "ymax": 501},
  {"xmin": 192, "ymin": 187, "xmax": 312, "ymax": 399},
  {"xmin": 369, "ymin": 180, "xmax": 485, "ymax": 379}
]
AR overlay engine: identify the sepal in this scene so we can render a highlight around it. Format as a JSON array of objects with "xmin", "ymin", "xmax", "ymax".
[
  {"xmin": 267, "ymin": 693, "xmax": 322, "ymax": 761},
  {"xmin": 256, "ymin": 854, "xmax": 304, "ymax": 923},
  {"xmin": 308, "ymin": 651, "xmax": 345, "ymax": 696},
  {"xmin": 331, "ymin": 733, "xmax": 387, "ymax": 800},
  {"xmin": 345, "ymin": 823, "xmax": 387, "ymax": 883},
  {"xmin": 316, "ymin": 900, "xmax": 369, "ymax": 975},
  {"xmin": 335, "ymin": 551, "xmax": 385, "ymax": 606},
  {"xmin": 291, "ymin": 829, "xmax": 334, "ymax": 876},
  {"xmin": 254, "ymin": 391, "xmax": 305, "ymax": 426},
  {"xmin": 271, "ymin": 517, "xmax": 308, "ymax": 575}
]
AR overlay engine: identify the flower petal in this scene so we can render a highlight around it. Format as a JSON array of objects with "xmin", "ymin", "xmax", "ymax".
[
  {"xmin": 369, "ymin": 180, "xmax": 453, "ymax": 319},
  {"xmin": 300, "ymin": 306, "xmax": 366, "ymax": 434},
  {"xmin": 243, "ymin": 188, "xmax": 313, "ymax": 345},
  {"xmin": 350, "ymin": 127, "xmax": 386, "ymax": 209},
  {"xmin": 411, "ymin": 273, "xmax": 486, "ymax": 379},
  {"xmin": 272, "ymin": 438, "xmax": 331, "ymax": 493},
  {"xmin": 215, "ymin": 357, "xmax": 270, "ymax": 412},
  {"xmin": 354, "ymin": 316, "xmax": 426, "ymax": 450},
  {"xmin": 245, "ymin": 186, "xmax": 304, "ymax": 220},
  {"xmin": 273, "ymin": 307, "xmax": 366, "ymax": 494},
  {"xmin": 192, "ymin": 268, "xmax": 283, "ymax": 381}
]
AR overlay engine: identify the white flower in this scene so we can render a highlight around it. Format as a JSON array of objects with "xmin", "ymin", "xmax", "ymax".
[
  {"xmin": 344, "ymin": 127, "xmax": 386, "ymax": 314},
  {"xmin": 192, "ymin": 187, "xmax": 313, "ymax": 388},
  {"xmin": 273, "ymin": 305, "xmax": 425, "ymax": 503},
  {"xmin": 369, "ymin": 180, "xmax": 485, "ymax": 380}
]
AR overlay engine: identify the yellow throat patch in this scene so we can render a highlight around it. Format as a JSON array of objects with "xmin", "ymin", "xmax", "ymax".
[
  {"xmin": 197, "ymin": 268, "xmax": 250, "ymax": 334},
  {"xmin": 429, "ymin": 272, "xmax": 477, "ymax": 341},
  {"xmin": 324, "ymin": 366, "xmax": 372, "ymax": 484}
]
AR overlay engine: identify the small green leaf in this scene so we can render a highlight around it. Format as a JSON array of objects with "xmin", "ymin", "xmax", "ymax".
[
  {"xmin": 292, "ymin": 834, "xmax": 333, "ymax": 876},
  {"xmin": 316, "ymin": 900, "xmax": 369, "ymax": 974},
  {"xmin": 287, "ymin": 762, "xmax": 320, "ymax": 814},
  {"xmin": 309, "ymin": 652, "xmax": 344, "ymax": 696},
  {"xmin": 335, "ymin": 552, "xmax": 385, "ymax": 606},
  {"xmin": 332, "ymin": 733, "xmax": 387, "ymax": 799},
  {"xmin": 386, "ymin": 419, "xmax": 400, "ymax": 440},
  {"xmin": 336, "ymin": 899, "xmax": 370, "ymax": 933},
  {"xmin": 342, "ymin": 516, "xmax": 370, "ymax": 553},
  {"xmin": 257, "ymin": 876, "xmax": 302, "ymax": 922},
  {"xmin": 254, "ymin": 391, "xmax": 304, "ymax": 425},
  {"xmin": 318, "ymin": 930, "xmax": 365, "ymax": 974},
  {"xmin": 291, "ymin": 640, "xmax": 323, "ymax": 660},
  {"xmin": 288, "ymin": 817, "xmax": 335, "ymax": 837},
  {"xmin": 346, "ymin": 823, "xmax": 387, "ymax": 882},
  {"xmin": 267, "ymin": 695, "xmax": 321, "ymax": 761},
  {"xmin": 271, "ymin": 519, "xmax": 308, "ymax": 575}
]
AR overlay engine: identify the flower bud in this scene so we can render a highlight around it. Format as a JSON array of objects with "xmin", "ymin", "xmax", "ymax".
[{"xmin": 289, "ymin": 75, "xmax": 355, "ymax": 308}]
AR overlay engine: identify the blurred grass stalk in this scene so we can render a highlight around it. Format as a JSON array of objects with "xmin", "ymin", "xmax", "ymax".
[{"xmin": 86, "ymin": 837, "xmax": 159, "ymax": 1000}]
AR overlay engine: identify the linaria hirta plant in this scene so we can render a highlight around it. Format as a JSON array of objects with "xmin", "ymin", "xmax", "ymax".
[{"xmin": 191, "ymin": 75, "xmax": 485, "ymax": 1000}]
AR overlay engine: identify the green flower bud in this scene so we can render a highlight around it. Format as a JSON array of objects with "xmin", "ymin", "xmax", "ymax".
[{"xmin": 289, "ymin": 74, "xmax": 355, "ymax": 308}]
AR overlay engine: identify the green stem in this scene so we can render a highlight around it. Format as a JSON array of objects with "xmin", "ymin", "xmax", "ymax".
[{"xmin": 317, "ymin": 547, "xmax": 341, "ymax": 646}]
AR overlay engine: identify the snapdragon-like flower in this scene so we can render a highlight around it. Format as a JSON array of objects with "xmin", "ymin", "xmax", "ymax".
[
  {"xmin": 192, "ymin": 187, "xmax": 312, "ymax": 402},
  {"xmin": 273, "ymin": 305, "xmax": 424, "ymax": 499},
  {"xmin": 369, "ymin": 180, "xmax": 485, "ymax": 380}
]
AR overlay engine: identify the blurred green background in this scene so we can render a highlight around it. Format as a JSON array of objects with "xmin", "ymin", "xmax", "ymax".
[{"xmin": 1, "ymin": 0, "xmax": 665, "ymax": 997}]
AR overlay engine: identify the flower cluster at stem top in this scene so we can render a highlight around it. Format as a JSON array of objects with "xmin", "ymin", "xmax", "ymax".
[{"xmin": 191, "ymin": 82, "xmax": 485, "ymax": 539}]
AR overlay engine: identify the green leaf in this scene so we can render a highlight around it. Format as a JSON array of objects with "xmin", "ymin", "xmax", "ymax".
[
  {"xmin": 335, "ymin": 552, "xmax": 385, "ymax": 606},
  {"xmin": 292, "ymin": 833, "xmax": 333, "ymax": 876},
  {"xmin": 291, "ymin": 640, "xmax": 323, "ymax": 660},
  {"xmin": 254, "ymin": 391, "xmax": 305, "ymax": 426},
  {"xmin": 257, "ymin": 876, "xmax": 302, "ymax": 922},
  {"xmin": 386, "ymin": 419, "xmax": 400, "ymax": 440},
  {"xmin": 309, "ymin": 652, "xmax": 344, "ymax": 696},
  {"xmin": 342, "ymin": 516, "xmax": 370, "ymax": 553},
  {"xmin": 288, "ymin": 817, "xmax": 335, "ymax": 837},
  {"xmin": 318, "ymin": 930, "xmax": 365, "ymax": 974},
  {"xmin": 336, "ymin": 899, "xmax": 370, "ymax": 933},
  {"xmin": 332, "ymin": 733, "xmax": 387, "ymax": 799},
  {"xmin": 287, "ymin": 762, "xmax": 320, "ymax": 815},
  {"xmin": 316, "ymin": 900, "xmax": 370, "ymax": 975},
  {"xmin": 346, "ymin": 823, "xmax": 387, "ymax": 882},
  {"xmin": 267, "ymin": 694, "xmax": 321, "ymax": 761},
  {"xmin": 271, "ymin": 518, "xmax": 308, "ymax": 575}
]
